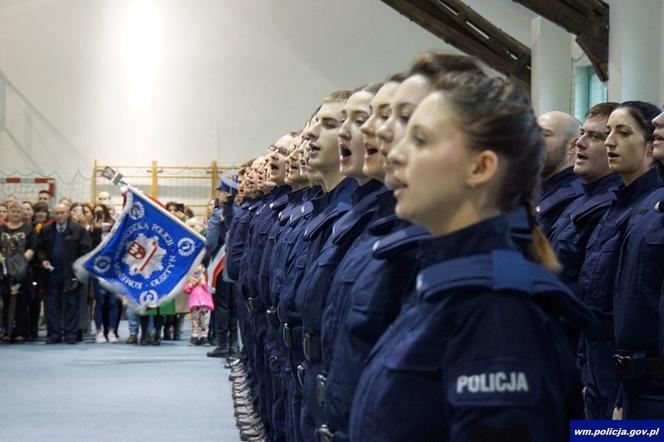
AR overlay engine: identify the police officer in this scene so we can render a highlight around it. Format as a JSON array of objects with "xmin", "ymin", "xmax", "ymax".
[
  {"xmin": 349, "ymin": 71, "xmax": 593, "ymax": 441},
  {"xmin": 536, "ymin": 111, "xmax": 583, "ymax": 235},
  {"xmin": 206, "ymin": 177, "xmax": 238, "ymax": 359},
  {"xmin": 607, "ymin": 102, "xmax": 663, "ymax": 418},
  {"xmin": 548, "ymin": 102, "xmax": 621, "ymax": 293},
  {"xmin": 576, "ymin": 101, "xmax": 662, "ymax": 420}
]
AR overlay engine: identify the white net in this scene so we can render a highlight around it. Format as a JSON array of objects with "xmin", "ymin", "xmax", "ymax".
[{"xmin": 0, "ymin": 171, "xmax": 91, "ymax": 205}]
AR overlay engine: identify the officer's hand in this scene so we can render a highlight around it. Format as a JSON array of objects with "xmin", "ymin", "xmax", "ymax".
[
  {"xmin": 42, "ymin": 260, "xmax": 51, "ymax": 269},
  {"xmin": 612, "ymin": 407, "xmax": 623, "ymax": 420}
]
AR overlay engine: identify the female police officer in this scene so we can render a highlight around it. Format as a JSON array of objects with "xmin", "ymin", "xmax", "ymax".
[
  {"xmin": 348, "ymin": 70, "xmax": 594, "ymax": 441},
  {"xmin": 608, "ymin": 102, "xmax": 664, "ymax": 418}
]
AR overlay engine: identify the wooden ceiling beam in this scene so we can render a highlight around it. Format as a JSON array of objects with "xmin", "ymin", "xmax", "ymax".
[
  {"xmin": 513, "ymin": 0, "xmax": 609, "ymax": 81},
  {"xmin": 381, "ymin": 0, "xmax": 531, "ymax": 88}
]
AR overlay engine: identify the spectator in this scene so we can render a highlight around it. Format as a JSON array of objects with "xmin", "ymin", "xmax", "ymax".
[
  {"xmin": 0, "ymin": 203, "xmax": 7, "ymax": 225},
  {"xmin": 184, "ymin": 263, "xmax": 214, "ymax": 346},
  {"xmin": 33, "ymin": 202, "xmax": 53, "ymax": 229},
  {"xmin": 22, "ymin": 201, "xmax": 35, "ymax": 224},
  {"xmin": 0, "ymin": 202, "xmax": 37, "ymax": 343},
  {"xmin": 37, "ymin": 190, "xmax": 52, "ymax": 207},
  {"xmin": 39, "ymin": 203, "xmax": 91, "ymax": 344}
]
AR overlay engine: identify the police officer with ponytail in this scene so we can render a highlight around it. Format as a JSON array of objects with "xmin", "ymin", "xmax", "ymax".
[
  {"xmin": 348, "ymin": 71, "xmax": 594, "ymax": 441},
  {"xmin": 609, "ymin": 103, "xmax": 664, "ymax": 418}
]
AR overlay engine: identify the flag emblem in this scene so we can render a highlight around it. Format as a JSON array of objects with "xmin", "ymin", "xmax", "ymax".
[{"xmin": 74, "ymin": 187, "xmax": 205, "ymax": 310}]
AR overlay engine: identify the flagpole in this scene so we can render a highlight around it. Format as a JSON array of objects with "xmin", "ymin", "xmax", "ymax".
[{"xmin": 99, "ymin": 166, "xmax": 204, "ymax": 241}]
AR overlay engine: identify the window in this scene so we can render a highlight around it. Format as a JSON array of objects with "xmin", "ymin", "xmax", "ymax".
[{"xmin": 572, "ymin": 66, "xmax": 608, "ymax": 121}]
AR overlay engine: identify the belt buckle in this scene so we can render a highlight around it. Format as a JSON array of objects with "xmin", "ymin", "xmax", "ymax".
[
  {"xmin": 614, "ymin": 354, "xmax": 633, "ymax": 379},
  {"xmin": 303, "ymin": 333, "xmax": 311, "ymax": 362},
  {"xmin": 316, "ymin": 373, "xmax": 327, "ymax": 406},
  {"xmin": 277, "ymin": 303, "xmax": 284, "ymax": 323},
  {"xmin": 297, "ymin": 363, "xmax": 306, "ymax": 388},
  {"xmin": 317, "ymin": 425, "xmax": 334, "ymax": 442},
  {"xmin": 282, "ymin": 324, "xmax": 292, "ymax": 348}
]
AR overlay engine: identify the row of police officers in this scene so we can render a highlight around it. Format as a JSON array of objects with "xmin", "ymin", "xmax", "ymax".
[{"xmin": 217, "ymin": 52, "xmax": 664, "ymax": 442}]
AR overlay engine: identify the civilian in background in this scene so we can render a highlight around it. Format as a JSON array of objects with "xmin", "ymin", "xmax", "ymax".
[
  {"xmin": 0, "ymin": 202, "xmax": 37, "ymax": 343},
  {"xmin": 39, "ymin": 203, "xmax": 91, "ymax": 344}
]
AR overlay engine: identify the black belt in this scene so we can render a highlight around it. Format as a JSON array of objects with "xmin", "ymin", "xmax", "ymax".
[
  {"xmin": 304, "ymin": 332, "xmax": 322, "ymax": 364},
  {"xmin": 614, "ymin": 351, "xmax": 664, "ymax": 380},
  {"xmin": 266, "ymin": 308, "xmax": 279, "ymax": 329}
]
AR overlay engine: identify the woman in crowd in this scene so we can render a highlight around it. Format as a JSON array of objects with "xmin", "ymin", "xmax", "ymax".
[
  {"xmin": 33, "ymin": 202, "xmax": 52, "ymax": 228},
  {"xmin": 348, "ymin": 71, "xmax": 594, "ymax": 441},
  {"xmin": 0, "ymin": 202, "xmax": 38, "ymax": 343},
  {"xmin": 0, "ymin": 203, "xmax": 8, "ymax": 225},
  {"xmin": 22, "ymin": 201, "xmax": 34, "ymax": 224},
  {"xmin": 608, "ymin": 103, "xmax": 664, "ymax": 418},
  {"xmin": 90, "ymin": 203, "xmax": 121, "ymax": 344}
]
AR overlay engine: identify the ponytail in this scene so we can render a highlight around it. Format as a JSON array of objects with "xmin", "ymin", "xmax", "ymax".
[{"xmin": 524, "ymin": 198, "xmax": 561, "ymax": 273}]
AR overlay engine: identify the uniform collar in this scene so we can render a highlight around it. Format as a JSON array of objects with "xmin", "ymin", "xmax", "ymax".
[
  {"xmin": 351, "ymin": 179, "xmax": 384, "ymax": 205},
  {"xmin": 582, "ymin": 172, "xmax": 621, "ymax": 196},
  {"xmin": 541, "ymin": 166, "xmax": 579, "ymax": 198},
  {"xmin": 615, "ymin": 167, "xmax": 662, "ymax": 204},
  {"xmin": 419, "ymin": 215, "xmax": 515, "ymax": 267}
]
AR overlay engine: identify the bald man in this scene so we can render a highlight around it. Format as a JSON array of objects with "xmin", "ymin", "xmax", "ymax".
[{"xmin": 536, "ymin": 111, "xmax": 584, "ymax": 235}]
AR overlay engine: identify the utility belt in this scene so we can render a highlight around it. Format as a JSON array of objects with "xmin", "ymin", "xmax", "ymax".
[
  {"xmin": 316, "ymin": 373, "xmax": 327, "ymax": 406},
  {"xmin": 304, "ymin": 331, "xmax": 322, "ymax": 364},
  {"xmin": 316, "ymin": 425, "xmax": 334, "ymax": 442},
  {"xmin": 266, "ymin": 307, "xmax": 280, "ymax": 329},
  {"xmin": 614, "ymin": 351, "xmax": 664, "ymax": 381},
  {"xmin": 245, "ymin": 297, "xmax": 266, "ymax": 314}
]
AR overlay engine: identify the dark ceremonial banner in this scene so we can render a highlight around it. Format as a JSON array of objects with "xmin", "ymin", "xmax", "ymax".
[
  {"xmin": 570, "ymin": 420, "xmax": 664, "ymax": 441},
  {"xmin": 75, "ymin": 187, "xmax": 205, "ymax": 311}
]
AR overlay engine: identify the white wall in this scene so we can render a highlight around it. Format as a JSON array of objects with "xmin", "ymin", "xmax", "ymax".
[
  {"xmin": 0, "ymin": 0, "xmax": 453, "ymax": 179},
  {"xmin": 0, "ymin": 0, "xmax": 557, "ymax": 187}
]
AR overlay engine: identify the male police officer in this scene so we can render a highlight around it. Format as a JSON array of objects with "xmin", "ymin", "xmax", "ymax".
[
  {"xmin": 536, "ymin": 111, "xmax": 583, "ymax": 235},
  {"xmin": 206, "ymin": 177, "xmax": 238, "ymax": 359}
]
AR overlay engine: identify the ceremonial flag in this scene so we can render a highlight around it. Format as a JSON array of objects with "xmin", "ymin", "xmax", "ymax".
[
  {"xmin": 74, "ymin": 187, "xmax": 205, "ymax": 311},
  {"xmin": 206, "ymin": 244, "xmax": 226, "ymax": 294}
]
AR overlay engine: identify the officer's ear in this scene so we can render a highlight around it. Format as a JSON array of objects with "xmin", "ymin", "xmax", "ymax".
[{"xmin": 466, "ymin": 150, "xmax": 499, "ymax": 189}]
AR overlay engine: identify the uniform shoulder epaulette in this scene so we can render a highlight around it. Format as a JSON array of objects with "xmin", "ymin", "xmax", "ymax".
[
  {"xmin": 367, "ymin": 214, "xmax": 399, "ymax": 236},
  {"xmin": 270, "ymin": 194, "xmax": 290, "ymax": 212},
  {"xmin": 537, "ymin": 181, "xmax": 584, "ymax": 216},
  {"xmin": 304, "ymin": 202, "xmax": 351, "ymax": 240},
  {"xmin": 571, "ymin": 191, "xmax": 616, "ymax": 226},
  {"xmin": 415, "ymin": 249, "xmax": 595, "ymax": 331},
  {"xmin": 331, "ymin": 196, "xmax": 379, "ymax": 245},
  {"xmin": 289, "ymin": 201, "xmax": 314, "ymax": 226},
  {"xmin": 372, "ymin": 225, "xmax": 429, "ymax": 259},
  {"xmin": 417, "ymin": 249, "xmax": 573, "ymax": 298}
]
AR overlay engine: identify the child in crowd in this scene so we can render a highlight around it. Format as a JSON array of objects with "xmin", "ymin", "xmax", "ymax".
[{"xmin": 184, "ymin": 263, "xmax": 213, "ymax": 346}]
